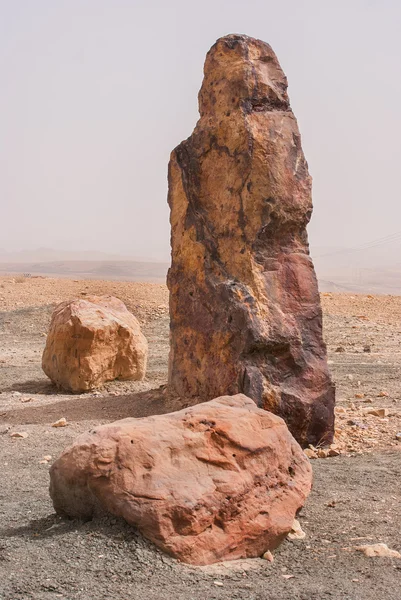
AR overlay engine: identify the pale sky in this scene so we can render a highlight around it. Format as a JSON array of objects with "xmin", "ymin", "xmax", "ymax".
[{"xmin": 1, "ymin": 0, "xmax": 400, "ymax": 261}]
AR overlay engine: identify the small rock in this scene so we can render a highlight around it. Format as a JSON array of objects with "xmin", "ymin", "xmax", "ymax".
[
  {"xmin": 51, "ymin": 418, "xmax": 68, "ymax": 428},
  {"xmin": 365, "ymin": 408, "xmax": 388, "ymax": 418},
  {"xmin": 378, "ymin": 391, "xmax": 389, "ymax": 397},
  {"xmin": 355, "ymin": 543, "xmax": 401, "ymax": 558},
  {"xmin": 328, "ymin": 448, "xmax": 341, "ymax": 457},
  {"xmin": 11, "ymin": 391, "xmax": 22, "ymax": 397},
  {"xmin": 287, "ymin": 519, "xmax": 306, "ymax": 540},
  {"xmin": 395, "ymin": 433, "xmax": 401, "ymax": 441},
  {"xmin": 262, "ymin": 550, "xmax": 274, "ymax": 562},
  {"xmin": 335, "ymin": 346, "xmax": 345, "ymax": 353},
  {"xmin": 43, "ymin": 455, "xmax": 52, "ymax": 461},
  {"xmin": 363, "ymin": 345, "xmax": 371, "ymax": 353},
  {"xmin": 317, "ymin": 448, "xmax": 329, "ymax": 458},
  {"xmin": 282, "ymin": 574, "xmax": 295, "ymax": 580},
  {"xmin": 354, "ymin": 393, "xmax": 364, "ymax": 399},
  {"xmin": 10, "ymin": 431, "xmax": 28, "ymax": 438},
  {"xmin": 213, "ymin": 581, "xmax": 224, "ymax": 587},
  {"xmin": 304, "ymin": 448, "xmax": 317, "ymax": 459}
]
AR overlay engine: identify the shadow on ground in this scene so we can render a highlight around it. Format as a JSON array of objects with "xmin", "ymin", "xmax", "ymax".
[{"xmin": 2, "ymin": 386, "xmax": 199, "ymax": 426}]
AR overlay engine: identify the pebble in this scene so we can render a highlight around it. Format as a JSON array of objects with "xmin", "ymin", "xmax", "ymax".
[
  {"xmin": 354, "ymin": 543, "xmax": 401, "ymax": 558},
  {"xmin": 287, "ymin": 519, "xmax": 306, "ymax": 540},
  {"xmin": 262, "ymin": 550, "xmax": 274, "ymax": 562},
  {"xmin": 365, "ymin": 408, "xmax": 388, "ymax": 418},
  {"xmin": 51, "ymin": 418, "xmax": 68, "ymax": 428},
  {"xmin": 10, "ymin": 431, "xmax": 28, "ymax": 438}
]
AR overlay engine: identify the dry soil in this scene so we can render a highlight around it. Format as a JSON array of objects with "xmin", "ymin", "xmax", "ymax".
[{"xmin": 0, "ymin": 277, "xmax": 400, "ymax": 600}]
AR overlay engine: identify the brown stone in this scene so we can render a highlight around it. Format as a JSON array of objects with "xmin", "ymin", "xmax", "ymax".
[
  {"xmin": 49, "ymin": 394, "xmax": 312, "ymax": 565},
  {"xmin": 167, "ymin": 34, "xmax": 335, "ymax": 447},
  {"xmin": 42, "ymin": 296, "xmax": 147, "ymax": 392}
]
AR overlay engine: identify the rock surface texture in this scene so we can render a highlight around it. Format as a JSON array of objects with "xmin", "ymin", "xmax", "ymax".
[
  {"xmin": 42, "ymin": 296, "xmax": 147, "ymax": 392},
  {"xmin": 167, "ymin": 34, "xmax": 335, "ymax": 447},
  {"xmin": 49, "ymin": 394, "xmax": 312, "ymax": 565}
]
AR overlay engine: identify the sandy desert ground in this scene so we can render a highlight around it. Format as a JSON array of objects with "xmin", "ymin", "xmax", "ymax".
[{"xmin": 0, "ymin": 276, "xmax": 400, "ymax": 600}]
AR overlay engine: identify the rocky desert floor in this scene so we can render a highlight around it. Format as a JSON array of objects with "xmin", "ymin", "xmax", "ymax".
[{"xmin": 0, "ymin": 276, "xmax": 400, "ymax": 600}]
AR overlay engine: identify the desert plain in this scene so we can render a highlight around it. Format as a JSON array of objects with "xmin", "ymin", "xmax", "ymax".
[{"xmin": 0, "ymin": 275, "xmax": 400, "ymax": 600}]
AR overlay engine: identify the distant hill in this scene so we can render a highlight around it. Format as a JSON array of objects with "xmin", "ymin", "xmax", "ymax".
[
  {"xmin": 0, "ymin": 248, "xmax": 160, "ymax": 263},
  {"xmin": 0, "ymin": 245, "xmax": 400, "ymax": 294},
  {"xmin": 0, "ymin": 260, "xmax": 169, "ymax": 283}
]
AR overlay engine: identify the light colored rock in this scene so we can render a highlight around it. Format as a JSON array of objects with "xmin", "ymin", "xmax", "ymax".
[
  {"xmin": 42, "ymin": 296, "xmax": 148, "ymax": 392},
  {"xmin": 51, "ymin": 418, "xmax": 68, "ymax": 428},
  {"xmin": 364, "ymin": 408, "xmax": 388, "ymax": 418},
  {"xmin": 10, "ymin": 431, "xmax": 28, "ymax": 439},
  {"xmin": 287, "ymin": 519, "xmax": 306, "ymax": 540},
  {"xmin": 328, "ymin": 448, "xmax": 341, "ymax": 457},
  {"xmin": 167, "ymin": 33, "xmax": 335, "ymax": 449},
  {"xmin": 355, "ymin": 543, "xmax": 401, "ymax": 558},
  {"xmin": 262, "ymin": 550, "xmax": 274, "ymax": 562},
  {"xmin": 50, "ymin": 394, "xmax": 312, "ymax": 565}
]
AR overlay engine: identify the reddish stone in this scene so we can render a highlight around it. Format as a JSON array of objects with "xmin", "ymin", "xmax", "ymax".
[
  {"xmin": 42, "ymin": 296, "xmax": 147, "ymax": 392},
  {"xmin": 167, "ymin": 34, "xmax": 335, "ymax": 447},
  {"xmin": 49, "ymin": 394, "xmax": 312, "ymax": 565}
]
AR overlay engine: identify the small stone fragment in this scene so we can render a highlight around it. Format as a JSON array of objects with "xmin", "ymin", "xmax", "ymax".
[
  {"xmin": 378, "ymin": 391, "xmax": 389, "ymax": 397},
  {"xmin": 214, "ymin": 581, "xmax": 224, "ymax": 587},
  {"xmin": 363, "ymin": 345, "xmax": 371, "ymax": 353},
  {"xmin": 51, "ymin": 418, "xmax": 68, "ymax": 428},
  {"xmin": 395, "ymin": 433, "xmax": 401, "ymax": 441},
  {"xmin": 365, "ymin": 408, "xmax": 388, "ymax": 418},
  {"xmin": 328, "ymin": 448, "xmax": 341, "ymax": 457},
  {"xmin": 304, "ymin": 448, "xmax": 317, "ymax": 459},
  {"xmin": 317, "ymin": 448, "xmax": 329, "ymax": 458},
  {"xmin": 335, "ymin": 346, "xmax": 345, "ymax": 353},
  {"xmin": 10, "ymin": 431, "xmax": 28, "ymax": 438},
  {"xmin": 262, "ymin": 550, "xmax": 274, "ymax": 562},
  {"xmin": 287, "ymin": 519, "xmax": 306, "ymax": 540},
  {"xmin": 355, "ymin": 543, "xmax": 401, "ymax": 558}
]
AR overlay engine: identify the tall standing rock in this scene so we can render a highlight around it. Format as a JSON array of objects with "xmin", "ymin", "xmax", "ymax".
[{"xmin": 167, "ymin": 34, "xmax": 335, "ymax": 447}]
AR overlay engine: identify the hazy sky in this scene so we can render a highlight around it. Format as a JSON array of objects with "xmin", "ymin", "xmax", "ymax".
[{"xmin": 1, "ymin": 0, "xmax": 400, "ymax": 260}]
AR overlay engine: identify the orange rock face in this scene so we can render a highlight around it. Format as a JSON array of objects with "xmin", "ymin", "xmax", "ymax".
[
  {"xmin": 42, "ymin": 296, "xmax": 147, "ymax": 392},
  {"xmin": 49, "ymin": 394, "xmax": 312, "ymax": 565},
  {"xmin": 167, "ymin": 34, "xmax": 335, "ymax": 447}
]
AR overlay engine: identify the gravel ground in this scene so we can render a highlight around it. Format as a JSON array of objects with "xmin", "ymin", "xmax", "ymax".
[{"xmin": 0, "ymin": 277, "xmax": 400, "ymax": 600}]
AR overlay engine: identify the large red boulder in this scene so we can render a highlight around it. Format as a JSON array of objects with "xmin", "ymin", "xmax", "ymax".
[
  {"xmin": 49, "ymin": 394, "xmax": 312, "ymax": 565},
  {"xmin": 167, "ymin": 34, "xmax": 335, "ymax": 447}
]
